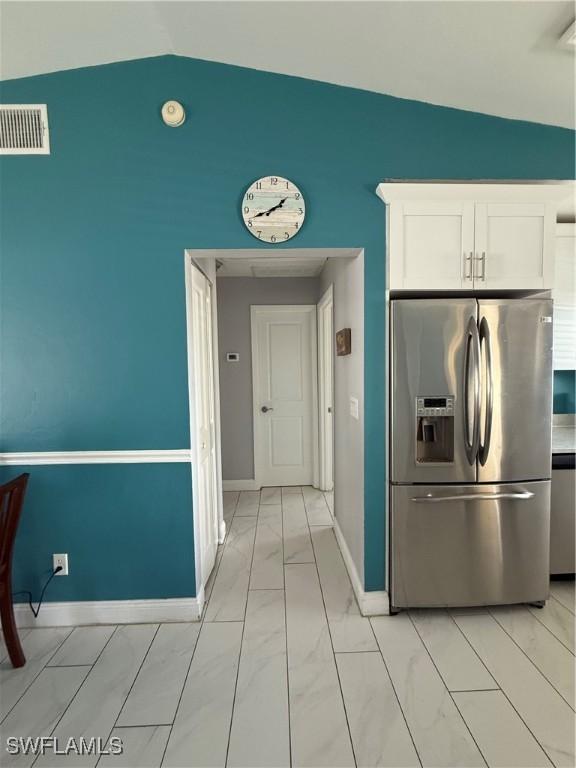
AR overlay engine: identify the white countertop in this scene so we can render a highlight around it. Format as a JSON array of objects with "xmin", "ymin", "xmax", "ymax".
[{"xmin": 552, "ymin": 415, "xmax": 576, "ymax": 455}]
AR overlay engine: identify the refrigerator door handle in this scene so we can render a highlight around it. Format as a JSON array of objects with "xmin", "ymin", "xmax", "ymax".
[
  {"xmin": 478, "ymin": 316, "xmax": 493, "ymax": 466},
  {"xmin": 464, "ymin": 315, "xmax": 481, "ymax": 465},
  {"xmin": 411, "ymin": 491, "xmax": 535, "ymax": 503}
]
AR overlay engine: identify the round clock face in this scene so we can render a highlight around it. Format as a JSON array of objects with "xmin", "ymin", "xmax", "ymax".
[{"xmin": 242, "ymin": 176, "xmax": 305, "ymax": 243}]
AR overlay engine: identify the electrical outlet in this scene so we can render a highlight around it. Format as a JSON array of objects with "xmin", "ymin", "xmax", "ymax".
[{"xmin": 53, "ymin": 553, "xmax": 69, "ymax": 576}]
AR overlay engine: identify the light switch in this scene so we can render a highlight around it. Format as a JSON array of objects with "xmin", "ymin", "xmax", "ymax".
[{"xmin": 350, "ymin": 396, "xmax": 359, "ymax": 420}]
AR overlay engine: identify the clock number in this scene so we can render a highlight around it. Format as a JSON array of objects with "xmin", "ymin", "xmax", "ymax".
[
  {"xmin": 294, "ymin": 193, "xmax": 301, "ymax": 200},
  {"xmin": 284, "ymin": 232, "xmax": 290, "ymax": 240},
  {"xmin": 244, "ymin": 206, "xmax": 250, "ymax": 214},
  {"xmin": 298, "ymin": 208, "xmax": 303, "ymax": 214},
  {"xmin": 247, "ymin": 220, "xmax": 253, "ymax": 228},
  {"xmin": 270, "ymin": 177, "xmax": 278, "ymax": 185},
  {"xmin": 270, "ymin": 235, "xmax": 277, "ymax": 243},
  {"xmin": 255, "ymin": 182, "xmax": 262, "ymax": 190},
  {"xmin": 294, "ymin": 222, "xmax": 299, "ymax": 229},
  {"xmin": 246, "ymin": 193, "xmax": 254, "ymax": 201},
  {"xmin": 257, "ymin": 230, "xmax": 262, "ymax": 239},
  {"xmin": 285, "ymin": 182, "xmax": 290, "ymax": 189}
]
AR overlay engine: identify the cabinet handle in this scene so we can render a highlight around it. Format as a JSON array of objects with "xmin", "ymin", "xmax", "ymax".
[
  {"xmin": 475, "ymin": 252, "xmax": 486, "ymax": 281},
  {"xmin": 464, "ymin": 252, "xmax": 473, "ymax": 280}
]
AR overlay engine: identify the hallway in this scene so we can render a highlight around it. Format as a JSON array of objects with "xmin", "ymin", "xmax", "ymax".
[{"xmin": 0, "ymin": 487, "xmax": 574, "ymax": 767}]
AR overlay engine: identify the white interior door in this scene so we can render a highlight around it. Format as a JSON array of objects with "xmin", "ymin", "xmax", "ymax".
[
  {"xmin": 188, "ymin": 263, "xmax": 218, "ymax": 590},
  {"xmin": 318, "ymin": 286, "xmax": 334, "ymax": 491},
  {"xmin": 252, "ymin": 305, "xmax": 317, "ymax": 487}
]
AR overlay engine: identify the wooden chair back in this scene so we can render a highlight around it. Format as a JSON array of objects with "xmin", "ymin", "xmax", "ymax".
[{"xmin": 0, "ymin": 473, "xmax": 30, "ymax": 580}]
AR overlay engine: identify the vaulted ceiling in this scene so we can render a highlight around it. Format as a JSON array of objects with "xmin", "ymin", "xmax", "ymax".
[{"xmin": 1, "ymin": 1, "xmax": 574, "ymax": 129}]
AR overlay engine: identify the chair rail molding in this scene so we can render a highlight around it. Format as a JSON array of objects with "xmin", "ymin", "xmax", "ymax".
[{"xmin": 0, "ymin": 450, "xmax": 192, "ymax": 466}]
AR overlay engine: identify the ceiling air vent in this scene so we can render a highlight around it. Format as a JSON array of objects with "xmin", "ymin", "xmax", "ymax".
[{"xmin": 0, "ymin": 105, "xmax": 50, "ymax": 155}]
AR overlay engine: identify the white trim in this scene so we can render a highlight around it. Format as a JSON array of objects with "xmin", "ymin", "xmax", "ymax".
[
  {"xmin": 186, "ymin": 247, "xmax": 362, "ymax": 262},
  {"xmin": 334, "ymin": 519, "xmax": 389, "ymax": 616},
  {"xmin": 311, "ymin": 309, "xmax": 320, "ymax": 490},
  {"xmin": 251, "ymin": 305, "xmax": 318, "ymax": 490},
  {"xmin": 207, "ymin": 266, "xmax": 225, "ymax": 562},
  {"xmin": 222, "ymin": 479, "xmax": 260, "ymax": 491},
  {"xmin": 385, "ymin": 214, "xmax": 391, "ymax": 595},
  {"xmin": 0, "ymin": 450, "xmax": 191, "ymax": 466},
  {"xmin": 376, "ymin": 181, "xmax": 574, "ymax": 204},
  {"xmin": 15, "ymin": 591, "xmax": 204, "ymax": 628},
  {"xmin": 317, "ymin": 284, "xmax": 334, "ymax": 492},
  {"xmin": 557, "ymin": 223, "xmax": 576, "ymax": 236}
]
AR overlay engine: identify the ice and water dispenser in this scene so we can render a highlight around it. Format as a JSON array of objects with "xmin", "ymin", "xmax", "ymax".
[{"xmin": 415, "ymin": 396, "xmax": 455, "ymax": 463}]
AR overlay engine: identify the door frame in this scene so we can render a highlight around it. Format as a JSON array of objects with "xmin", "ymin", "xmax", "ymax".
[
  {"xmin": 250, "ymin": 304, "xmax": 319, "ymax": 490},
  {"xmin": 317, "ymin": 285, "xmax": 334, "ymax": 491},
  {"xmin": 184, "ymin": 254, "xmax": 222, "ymax": 603}
]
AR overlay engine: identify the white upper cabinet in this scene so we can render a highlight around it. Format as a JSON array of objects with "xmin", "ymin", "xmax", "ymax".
[
  {"xmin": 474, "ymin": 202, "xmax": 555, "ymax": 290},
  {"xmin": 553, "ymin": 224, "xmax": 576, "ymax": 370},
  {"xmin": 389, "ymin": 202, "xmax": 474, "ymax": 289},
  {"xmin": 377, "ymin": 183, "xmax": 571, "ymax": 292}
]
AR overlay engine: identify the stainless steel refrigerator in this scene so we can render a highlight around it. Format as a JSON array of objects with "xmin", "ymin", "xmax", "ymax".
[{"xmin": 390, "ymin": 298, "xmax": 553, "ymax": 609}]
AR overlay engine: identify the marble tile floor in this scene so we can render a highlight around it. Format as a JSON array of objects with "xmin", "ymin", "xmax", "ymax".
[{"xmin": 1, "ymin": 486, "xmax": 574, "ymax": 767}]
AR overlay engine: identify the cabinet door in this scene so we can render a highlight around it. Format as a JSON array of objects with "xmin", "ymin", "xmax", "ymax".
[
  {"xmin": 389, "ymin": 202, "xmax": 475, "ymax": 290},
  {"xmin": 474, "ymin": 202, "xmax": 555, "ymax": 290},
  {"xmin": 553, "ymin": 229, "xmax": 576, "ymax": 370}
]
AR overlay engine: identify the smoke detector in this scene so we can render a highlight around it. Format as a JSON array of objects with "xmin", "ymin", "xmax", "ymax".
[{"xmin": 161, "ymin": 101, "xmax": 185, "ymax": 127}]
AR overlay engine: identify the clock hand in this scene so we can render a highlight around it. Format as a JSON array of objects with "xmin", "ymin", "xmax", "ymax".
[
  {"xmin": 266, "ymin": 198, "xmax": 288, "ymax": 216},
  {"xmin": 251, "ymin": 198, "xmax": 288, "ymax": 220}
]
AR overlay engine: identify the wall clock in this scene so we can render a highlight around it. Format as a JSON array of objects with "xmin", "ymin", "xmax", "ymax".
[{"xmin": 242, "ymin": 175, "xmax": 305, "ymax": 243}]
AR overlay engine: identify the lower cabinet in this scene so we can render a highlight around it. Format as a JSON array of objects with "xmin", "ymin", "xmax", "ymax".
[{"xmin": 550, "ymin": 454, "xmax": 575, "ymax": 576}]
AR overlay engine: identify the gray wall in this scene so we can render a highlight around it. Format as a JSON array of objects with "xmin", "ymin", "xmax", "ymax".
[
  {"xmin": 319, "ymin": 255, "xmax": 365, "ymax": 584},
  {"xmin": 217, "ymin": 276, "xmax": 320, "ymax": 480}
]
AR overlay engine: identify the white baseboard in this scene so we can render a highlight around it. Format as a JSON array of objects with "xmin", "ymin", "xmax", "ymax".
[
  {"xmin": 333, "ymin": 520, "xmax": 389, "ymax": 616},
  {"xmin": 218, "ymin": 519, "xmax": 226, "ymax": 544},
  {"xmin": 14, "ymin": 591, "xmax": 204, "ymax": 628},
  {"xmin": 222, "ymin": 479, "xmax": 259, "ymax": 491}
]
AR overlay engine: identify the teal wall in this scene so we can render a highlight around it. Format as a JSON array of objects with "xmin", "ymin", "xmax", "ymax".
[
  {"xmin": 554, "ymin": 371, "xmax": 576, "ymax": 414},
  {"xmin": 0, "ymin": 464, "xmax": 195, "ymax": 601},
  {"xmin": 1, "ymin": 55, "xmax": 574, "ymax": 599}
]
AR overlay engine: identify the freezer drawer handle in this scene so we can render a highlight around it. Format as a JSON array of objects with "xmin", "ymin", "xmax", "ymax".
[{"xmin": 410, "ymin": 491, "xmax": 535, "ymax": 503}]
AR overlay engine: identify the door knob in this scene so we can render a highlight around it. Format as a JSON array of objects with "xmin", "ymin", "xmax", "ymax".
[{"xmin": 261, "ymin": 406, "xmax": 274, "ymax": 413}]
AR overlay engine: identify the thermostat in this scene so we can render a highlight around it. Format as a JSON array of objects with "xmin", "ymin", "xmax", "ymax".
[{"xmin": 227, "ymin": 353, "xmax": 239, "ymax": 362}]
